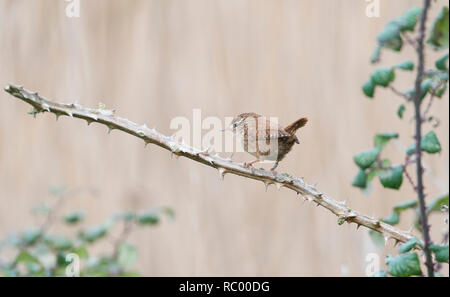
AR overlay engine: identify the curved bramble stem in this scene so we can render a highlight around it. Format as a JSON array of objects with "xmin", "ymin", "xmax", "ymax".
[
  {"xmin": 411, "ymin": 0, "xmax": 434, "ymax": 277},
  {"xmin": 4, "ymin": 84, "xmax": 417, "ymax": 246}
]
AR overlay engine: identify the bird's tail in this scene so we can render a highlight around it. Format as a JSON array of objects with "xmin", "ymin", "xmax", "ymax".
[{"xmin": 284, "ymin": 117, "xmax": 308, "ymax": 136}]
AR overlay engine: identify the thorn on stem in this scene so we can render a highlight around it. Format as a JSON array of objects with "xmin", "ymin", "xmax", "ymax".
[
  {"xmin": 218, "ymin": 168, "xmax": 226, "ymax": 180},
  {"xmin": 263, "ymin": 181, "xmax": 271, "ymax": 192}
]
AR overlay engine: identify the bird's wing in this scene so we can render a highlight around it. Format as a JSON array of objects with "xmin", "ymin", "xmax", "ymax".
[{"xmin": 244, "ymin": 118, "xmax": 290, "ymax": 141}]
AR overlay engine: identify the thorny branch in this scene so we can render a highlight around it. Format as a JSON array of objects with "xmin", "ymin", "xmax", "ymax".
[
  {"xmin": 411, "ymin": 0, "xmax": 434, "ymax": 277},
  {"xmin": 4, "ymin": 84, "xmax": 418, "ymax": 246}
]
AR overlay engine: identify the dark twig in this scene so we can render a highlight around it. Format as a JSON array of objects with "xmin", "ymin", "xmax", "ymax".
[
  {"xmin": 388, "ymin": 85, "xmax": 411, "ymax": 101},
  {"xmin": 422, "ymin": 81, "xmax": 443, "ymax": 122},
  {"xmin": 412, "ymin": 0, "xmax": 434, "ymax": 277},
  {"xmin": 401, "ymin": 32, "xmax": 419, "ymax": 51},
  {"xmin": 403, "ymin": 155, "xmax": 418, "ymax": 191}
]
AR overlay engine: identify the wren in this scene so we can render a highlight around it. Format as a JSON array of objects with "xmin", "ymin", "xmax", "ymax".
[{"xmin": 229, "ymin": 113, "xmax": 308, "ymax": 171}]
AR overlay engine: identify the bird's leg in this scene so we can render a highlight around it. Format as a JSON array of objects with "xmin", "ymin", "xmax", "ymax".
[
  {"xmin": 270, "ymin": 161, "xmax": 279, "ymax": 174},
  {"xmin": 243, "ymin": 159, "xmax": 259, "ymax": 168}
]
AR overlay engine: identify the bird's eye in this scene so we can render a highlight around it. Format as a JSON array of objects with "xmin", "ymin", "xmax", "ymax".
[{"xmin": 233, "ymin": 122, "xmax": 237, "ymax": 128}]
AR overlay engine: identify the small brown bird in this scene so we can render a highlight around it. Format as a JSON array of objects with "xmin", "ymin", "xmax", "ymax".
[{"xmin": 229, "ymin": 113, "xmax": 308, "ymax": 171}]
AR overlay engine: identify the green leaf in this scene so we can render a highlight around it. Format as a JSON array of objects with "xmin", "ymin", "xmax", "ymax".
[
  {"xmin": 64, "ymin": 210, "xmax": 85, "ymax": 224},
  {"xmin": 371, "ymin": 270, "xmax": 387, "ymax": 277},
  {"xmin": 374, "ymin": 133, "xmax": 398, "ymax": 149},
  {"xmin": 406, "ymin": 142, "xmax": 416, "ymax": 156},
  {"xmin": 378, "ymin": 24, "xmax": 404, "ymax": 51},
  {"xmin": 380, "ymin": 158, "xmax": 391, "ymax": 168},
  {"xmin": 22, "ymin": 228, "xmax": 41, "ymax": 246},
  {"xmin": 423, "ymin": 77, "xmax": 447, "ymax": 98},
  {"xmin": 72, "ymin": 246, "xmax": 89, "ymax": 259},
  {"xmin": 366, "ymin": 168, "xmax": 382, "ymax": 184},
  {"xmin": 427, "ymin": 7, "xmax": 449, "ymax": 50},
  {"xmin": 378, "ymin": 166, "xmax": 403, "ymax": 190},
  {"xmin": 394, "ymin": 60, "xmax": 414, "ymax": 71},
  {"xmin": 377, "ymin": 23, "xmax": 399, "ymax": 42},
  {"xmin": 119, "ymin": 271, "xmax": 141, "ymax": 277},
  {"xmin": 427, "ymin": 193, "xmax": 449, "ymax": 213},
  {"xmin": 435, "ymin": 53, "xmax": 449, "ymax": 71},
  {"xmin": 83, "ymin": 257, "xmax": 114, "ymax": 276},
  {"xmin": 406, "ymin": 83, "xmax": 428, "ymax": 101},
  {"xmin": 393, "ymin": 200, "xmax": 418, "ymax": 211},
  {"xmin": 438, "ymin": 71, "xmax": 449, "ymax": 81},
  {"xmin": 381, "ymin": 211, "xmax": 400, "ymax": 225},
  {"xmin": 137, "ymin": 211, "xmax": 159, "ymax": 225},
  {"xmin": 45, "ymin": 235, "xmax": 72, "ymax": 250},
  {"xmin": 121, "ymin": 212, "xmax": 136, "ymax": 221},
  {"xmin": 385, "ymin": 253, "xmax": 422, "ymax": 277},
  {"xmin": 377, "ymin": 23, "xmax": 402, "ymax": 51},
  {"xmin": 352, "ymin": 169, "xmax": 368, "ymax": 189},
  {"xmin": 13, "ymin": 250, "xmax": 41, "ymax": 267},
  {"xmin": 407, "ymin": 131, "xmax": 442, "ymax": 156},
  {"xmin": 369, "ymin": 230, "xmax": 385, "ymax": 249},
  {"xmin": 429, "ymin": 245, "xmax": 449, "ymax": 263},
  {"xmin": 362, "ymin": 79, "xmax": 375, "ymax": 98},
  {"xmin": 398, "ymin": 7, "xmax": 422, "ymax": 31},
  {"xmin": 397, "ymin": 104, "xmax": 405, "ymax": 119},
  {"xmin": 421, "ymin": 131, "xmax": 441, "ymax": 154},
  {"xmin": 434, "ymin": 82, "xmax": 447, "ymax": 98},
  {"xmin": 375, "ymin": 8, "xmax": 421, "ymax": 54},
  {"xmin": 117, "ymin": 243, "xmax": 138, "ymax": 269},
  {"xmin": 371, "ymin": 67, "xmax": 396, "ymax": 87},
  {"xmin": 421, "ymin": 78, "xmax": 434, "ymax": 94},
  {"xmin": 353, "ymin": 147, "xmax": 380, "ymax": 169},
  {"xmin": 80, "ymin": 225, "xmax": 108, "ymax": 243},
  {"xmin": 370, "ymin": 45, "xmax": 382, "ymax": 64},
  {"xmin": 398, "ymin": 237, "xmax": 423, "ymax": 253}
]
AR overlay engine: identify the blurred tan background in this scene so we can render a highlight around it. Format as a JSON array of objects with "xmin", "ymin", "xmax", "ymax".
[{"xmin": 0, "ymin": 0, "xmax": 448, "ymax": 276}]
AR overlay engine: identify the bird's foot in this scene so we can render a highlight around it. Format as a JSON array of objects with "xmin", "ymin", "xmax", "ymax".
[
  {"xmin": 243, "ymin": 162, "xmax": 254, "ymax": 168},
  {"xmin": 243, "ymin": 160, "xmax": 259, "ymax": 169},
  {"xmin": 270, "ymin": 162, "xmax": 279, "ymax": 175}
]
